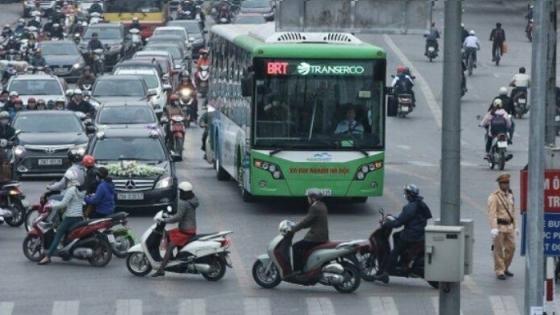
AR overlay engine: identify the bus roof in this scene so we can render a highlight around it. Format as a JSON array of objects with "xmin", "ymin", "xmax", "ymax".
[{"xmin": 210, "ymin": 22, "xmax": 386, "ymax": 59}]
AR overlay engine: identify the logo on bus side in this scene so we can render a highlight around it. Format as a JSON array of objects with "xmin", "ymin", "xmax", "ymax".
[
  {"xmin": 297, "ymin": 62, "xmax": 365, "ymax": 76},
  {"xmin": 306, "ymin": 152, "xmax": 332, "ymax": 162}
]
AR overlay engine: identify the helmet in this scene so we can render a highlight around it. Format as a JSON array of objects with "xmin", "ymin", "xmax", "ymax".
[
  {"xmin": 461, "ymin": 23, "xmax": 464, "ymax": 27},
  {"xmin": 35, "ymin": 48, "xmax": 41, "ymax": 54},
  {"xmin": 13, "ymin": 97, "xmax": 22, "ymax": 104},
  {"xmin": 200, "ymin": 48, "xmax": 208, "ymax": 54},
  {"xmin": 63, "ymin": 169, "xmax": 78, "ymax": 182},
  {"xmin": 519, "ymin": 67, "xmax": 526, "ymax": 74},
  {"xmin": 37, "ymin": 98, "xmax": 45, "ymax": 105},
  {"xmin": 9, "ymin": 91, "xmax": 18, "ymax": 97},
  {"xmin": 82, "ymin": 21, "xmax": 87, "ymax": 27},
  {"xmin": 27, "ymin": 97, "xmax": 36, "ymax": 103},
  {"xmin": 18, "ymin": 18, "xmax": 24, "ymax": 24},
  {"xmin": 178, "ymin": 181, "xmax": 193, "ymax": 192},
  {"xmin": 96, "ymin": 167, "xmax": 109, "ymax": 178},
  {"xmin": 53, "ymin": 23, "xmax": 59, "ymax": 28},
  {"xmin": 181, "ymin": 70, "xmax": 190, "ymax": 77},
  {"xmin": 499, "ymin": 87, "xmax": 508, "ymax": 95},
  {"xmin": 306, "ymin": 188, "xmax": 323, "ymax": 200},
  {"xmin": 396, "ymin": 65, "xmax": 405, "ymax": 73},
  {"xmin": 496, "ymin": 22, "xmax": 502, "ymax": 28},
  {"xmin": 83, "ymin": 66, "xmax": 91, "ymax": 72},
  {"xmin": 67, "ymin": 148, "xmax": 84, "ymax": 163},
  {"xmin": 0, "ymin": 111, "xmax": 9, "ymax": 119},
  {"xmin": 82, "ymin": 155, "xmax": 95, "ymax": 167},
  {"xmin": 431, "ymin": 21, "xmax": 435, "ymax": 26},
  {"xmin": 74, "ymin": 88, "xmax": 82, "ymax": 95},
  {"xmin": 404, "ymin": 184, "xmax": 419, "ymax": 197},
  {"xmin": 65, "ymin": 89, "xmax": 74, "ymax": 97},
  {"xmin": 55, "ymin": 97, "xmax": 65, "ymax": 103},
  {"xmin": 493, "ymin": 98, "xmax": 503, "ymax": 108},
  {"xmin": 469, "ymin": 30, "xmax": 475, "ymax": 35}
]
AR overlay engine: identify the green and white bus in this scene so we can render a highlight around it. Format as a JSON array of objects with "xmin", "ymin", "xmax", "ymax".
[{"xmin": 204, "ymin": 22, "xmax": 386, "ymax": 202}]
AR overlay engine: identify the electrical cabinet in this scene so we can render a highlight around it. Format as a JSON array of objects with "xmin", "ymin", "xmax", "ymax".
[
  {"xmin": 425, "ymin": 225, "xmax": 465, "ymax": 282},
  {"xmin": 545, "ymin": 146, "xmax": 560, "ymax": 169},
  {"xmin": 434, "ymin": 219, "xmax": 474, "ymax": 275}
]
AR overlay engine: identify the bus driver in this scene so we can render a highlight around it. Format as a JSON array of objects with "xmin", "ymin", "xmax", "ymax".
[{"xmin": 334, "ymin": 107, "xmax": 364, "ymax": 135}]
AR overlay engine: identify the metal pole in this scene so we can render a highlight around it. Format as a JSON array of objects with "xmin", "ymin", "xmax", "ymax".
[
  {"xmin": 439, "ymin": 0, "xmax": 461, "ymax": 314},
  {"xmin": 526, "ymin": 0, "xmax": 548, "ymax": 313},
  {"xmin": 545, "ymin": 1, "xmax": 557, "ymax": 146}
]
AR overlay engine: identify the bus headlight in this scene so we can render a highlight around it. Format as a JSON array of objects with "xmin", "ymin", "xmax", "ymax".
[
  {"xmin": 354, "ymin": 160, "xmax": 383, "ymax": 181},
  {"xmin": 254, "ymin": 159, "xmax": 283, "ymax": 180}
]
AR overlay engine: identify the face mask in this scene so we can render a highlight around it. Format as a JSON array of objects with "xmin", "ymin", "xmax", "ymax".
[{"xmin": 0, "ymin": 119, "xmax": 9, "ymax": 125}]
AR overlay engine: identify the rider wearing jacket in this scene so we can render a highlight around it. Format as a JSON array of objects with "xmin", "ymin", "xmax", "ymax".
[
  {"xmin": 424, "ymin": 21, "xmax": 440, "ymax": 55},
  {"xmin": 76, "ymin": 67, "xmax": 96, "ymax": 90},
  {"xmin": 372, "ymin": 184, "xmax": 432, "ymax": 284},
  {"xmin": 488, "ymin": 87, "xmax": 516, "ymax": 144},
  {"xmin": 509, "ymin": 67, "xmax": 531, "ymax": 99},
  {"xmin": 46, "ymin": 149, "xmax": 86, "ymax": 200},
  {"xmin": 481, "ymin": 99, "xmax": 513, "ymax": 160},
  {"xmin": 391, "ymin": 65, "xmax": 415, "ymax": 105},
  {"xmin": 84, "ymin": 167, "xmax": 115, "ymax": 219},
  {"xmin": 30, "ymin": 49, "xmax": 47, "ymax": 68}
]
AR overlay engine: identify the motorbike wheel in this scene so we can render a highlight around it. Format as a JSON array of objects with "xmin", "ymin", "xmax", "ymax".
[
  {"xmin": 126, "ymin": 252, "xmax": 152, "ymax": 276},
  {"xmin": 468, "ymin": 57, "xmax": 473, "ymax": 76},
  {"xmin": 88, "ymin": 239, "xmax": 113, "ymax": 267},
  {"xmin": 22, "ymin": 234, "xmax": 45, "ymax": 262},
  {"xmin": 174, "ymin": 137, "xmax": 184, "ymax": 157},
  {"xmin": 5, "ymin": 199, "xmax": 26, "ymax": 227},
  {"xmin": 252, "ymin": 259, "xmax": 281, "ymax": 289},
  {"xmin": 498, "ymin": 150, "xmax": 506, "ymax": 171},
  {"xmin": 516, "ymin": 112, "xmax": 525, "ymax": 119},
  {"xmin": 201, "ymin": 256, "xmax": 227, "ymax": 281},
  {"xmin": 427, "ymin": 281, "xmax": 439, "ymax": 289},
  {"xmin": 24, "ymin": 209, "xmax": 39, "ymax": 232},
  {"xmin": 355, "ymin": 251, "xmax": 378, "ymax": 281},
  {"xmin": 429, "ymin": 56, "xmax": 433, "ymax": 62},
  {"xmin": 333, "ymin": 262, "xmax": 361, "ymax": 294},
  {"xmin": 111, "ymin": 231, "xmax": 135, "ymax": 259}
]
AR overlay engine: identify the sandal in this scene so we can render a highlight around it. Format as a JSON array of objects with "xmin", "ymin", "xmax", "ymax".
[{"xmin": 38, "ymin": 258, "xmax": 51, "ymax": 265}]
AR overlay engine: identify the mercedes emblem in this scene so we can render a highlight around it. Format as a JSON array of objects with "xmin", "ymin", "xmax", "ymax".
[{"xmin": 125, "ymin": 180, "xmax": 136, "ymax": 190}]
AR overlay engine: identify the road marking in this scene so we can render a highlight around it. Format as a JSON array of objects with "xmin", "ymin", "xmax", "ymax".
[
  {"xmin": 408, "ymin": 161, "xmax": 438, "ymax": 167},
  {"xmin": 431, "ymin": 296, "xmax": 463, "ymax": 315},
  {"xmin": 52, "ymin": 301, "xmax": 79, "ymax": 315},
  {"xmin": 397, "ymin": 145, "xmax": 411, "ymax": 150},
  {"xmin": 116, "ymin": 299, "xmax": 142, "ymax": 315},
  {"xmin": 489, "ymin": 296, "xmax": 521, "ymax": 315},
  {"xmin": 383, "ymin": 34, "xmax": 442, "ymax": 128},
  {"xmin": 493, "ymin": 73, "xmax": 500, "ymax": 78},
  {"xmin": 244, "ymin": 297, "xmax": 271, "ymax": 315},
  {"xmin": 464, "ymin": 275, "xmax": 484, "ymax": 294},
  {"xmin": 178, "ymin": 299, "xmax": 205, "ymax": 315},
  {"xmin": 306, "ymin": 297, "xmax": 335, "ymax": 315},
  {"xmin": 369, "ymin": 297, "xmax": 399, "ymax": 315},
  {"xmin": 0, "ymin": 302, "xmax": 14, "ymax": 315}
]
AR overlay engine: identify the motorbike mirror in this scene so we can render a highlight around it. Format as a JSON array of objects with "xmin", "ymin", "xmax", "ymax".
[
  {"xmin": 162, "ymin": 73, "xmax": 170, "ymax": 81},
  {"xmin": 390, "ymin": 74, "xmax": 395, "ymax": 78},
  {"xmin": 203, "ymin": 30, "xmax": 208, "ymax": 34}
]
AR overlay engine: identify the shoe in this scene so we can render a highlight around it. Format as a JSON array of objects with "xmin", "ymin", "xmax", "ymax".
[
  {"xmin": 371, "ymin": 272, "xmax": 389, "ymax": 284},
  {"xmin": 483, "ymin": 154, "xmax": 489, "ymax": 160},
  {"xmin": 497, "ymin": 274, "xmax": 507, "ymax": 280},
  {"xmin": 504, "ymin": 270, "xmax": 514, "ymax": 277},
  {"xmin": 505, "ymin": 154, "xmax": 513, "ymax": 162},
  {"xmin": 38, "ymin": 258, "xmax": 51, "ymax": 265},
  {"xmin": 151, "ymin": 270, "xmax": 165, "ymax": 277},
  {"xmin": 285, "ymin": 270, "xmax": 303, "ymax": 278}
]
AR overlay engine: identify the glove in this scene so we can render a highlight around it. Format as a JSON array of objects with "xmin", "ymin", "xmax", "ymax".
[
  {"xmin": 0, "ymin": 139, "xmax": 7, "ymax": 147},
  {"xmin": 491, "ymin": 228, "xmax": 499, "ymax": 238}
]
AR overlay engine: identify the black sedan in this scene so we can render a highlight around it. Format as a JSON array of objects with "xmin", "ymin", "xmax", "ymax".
[
  {"xmin": 39, "ymin": 41, "xmax": 87, "ymax": 83},
  {"xmin": 11, "ymin": 111, "xmax": 95, "ymax": 179}
]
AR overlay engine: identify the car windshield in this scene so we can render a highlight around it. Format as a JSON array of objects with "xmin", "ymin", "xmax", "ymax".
[
  {"xmin": 235, "ymin": 16, "xmax": 264, "ymax": 24},
  {"xmin": 40, "ymin": 43, "xmax": 80, "ymax": 55},
  {"xmin": 93, "ymin": 79, "xmax": 145, "ymax": 97},
  {"xmin": 98, "ymin": 106, "xmax": 155, "ymax": 124},
  {"xmin": 153, "ymin": 29, "xmax": 184, "ymax": 38},
  {"xmin": 13, "ymin": 114, "xmax": 83, "ymax": 133},
  {"xmin": 92, "ymin": 137, "xmax": 167, "ymax": 160},
  {"xmin": 253, "ymin": 59, "xmax": 385, "ymax": 150},
  {"xmin": 144, "ymin": 46, "xmax": 181, "ymax": 60},
  {"xmin": 9, "ymin": 79, "xmax": 62, "ymax": 96},
  {"xmin": 83, "ymin": 28, "xmax": 122, "ymax": 40},
  {"xmin": 242, "ymin": 0, "xmax": 270, "ymax": 8},
  {"xmin": 116, "ymin": 72, "xmax": 159, "ymax": 89}
]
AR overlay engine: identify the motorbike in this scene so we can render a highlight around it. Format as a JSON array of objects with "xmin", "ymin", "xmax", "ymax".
[
  {"xmin": 463, "ymin": 48, "xmax": 477, "ymax": 76},
  {"xmin": 22, "ymin": 201, "xmax": 114, "ymax": 267},
  {"xmin": 73, "ymin": 32, "xmax": 80, "ymax": 44},
  {"xmin": 510, "ymin": 85, "xmax": 529, "ymax": 118},
  {"xmin": 178, "ymin": 7, "xmax": 196, "ymax": 20},
  {"xmin": 168, "ymin": 115, "xmax": 185, "ymax": 156},
  {"xmin": 355, "ymin": 208, "xmax": 439, "ymax": 289},
  {"xmin": 252, "ymin": 220, "xmax": 363, "ymax": 293},
  {"xmin": 92, "ymin": 48, "xmax": 105, "ymax": 76},
  {"xmin": 0, "ymin": 131, "xmax": 26, "ymax": 227},
  {"xmin": 125, "ymin": 207, "xmax": 233, "ymax": 281},
  {"xmin": 527, "ymin": 19, "xmax": 533, "ymax": 42},
  {"xmin": 129, "ymin": 28, "xmax": 143, "ymax": 53},
  {"xmin": 195, "ymin": 65, "xmax": 209, "ymax": 98},
  {"xmin": 24, "ymin": 190, "xmax": 61, "ymax": 232},
  {"xmin": 486, "ymin": 132, "xmax": 512, "ymax": 171},
  {"xmin": 215, "ymin": 6, "xmax": 231, "ymax": 24},
  {"xmin": 425, "ymin": 39, "xmax": 438, "ymax": 62},
  {"xmin": 178, "ymin": 87, "xmax": 195, "ymax": 126}
]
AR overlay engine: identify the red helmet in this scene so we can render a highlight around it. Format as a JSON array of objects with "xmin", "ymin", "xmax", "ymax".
[
  {"xmin": 27, "ymin": 97, "xmax": 36, "ymax": 103},
  {"xmin": 13, "ymin": 97, "xmax": 23, "ymax": 104},
  {"xmin": 396, "ymin": 65, "xmax": 405, "ymax": 73},
  {"xmin": 82, "ymin": 155, "xmax": 95, "ymax": 167}
]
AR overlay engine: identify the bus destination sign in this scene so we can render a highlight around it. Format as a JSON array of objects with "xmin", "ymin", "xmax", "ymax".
[{"xmin": 266, "ymin": 61, "xmax": 371, "ymax": 76}]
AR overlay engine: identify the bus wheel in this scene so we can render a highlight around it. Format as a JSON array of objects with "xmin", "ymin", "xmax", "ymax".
[
  {"xmin": 238, "ymin": 164, "xmax": 253, "ymax": 203},
  {"xmin": 215, "ymin": 157, "xmax": 230, "ymax": 181}
]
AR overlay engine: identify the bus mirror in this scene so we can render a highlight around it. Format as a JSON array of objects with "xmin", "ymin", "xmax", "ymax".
[{"xmin": 241, "ymin": 76, "xmax": 252, "ymax": 97}]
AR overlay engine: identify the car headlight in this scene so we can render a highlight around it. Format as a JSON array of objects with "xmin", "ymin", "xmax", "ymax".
[
  {"xmin": 155, "ymin": 176, "xmax": 172, "ymax": 189},
  {"xmin": 73, "ymin": 62, "xmax": 83, "ymax": 69},
  {"xmin": 14, "ymin": 145, "xmax": 25, "ymax": 156}
]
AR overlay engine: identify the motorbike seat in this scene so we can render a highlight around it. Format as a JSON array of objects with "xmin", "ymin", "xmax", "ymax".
[
  {"xmin": 301, "ymin": 241, "xmax": 344, "ymax": 263},
  {"xmin": 68, "ymin": 218, "xmax": 108, "ymax": 231},
  {"xmin": 188, "ymin": 232, "xmax": 219, "ymax": 242},
  {"xmin": 106, "ymin": 212, "xmax": 128, "ymax": 221}
]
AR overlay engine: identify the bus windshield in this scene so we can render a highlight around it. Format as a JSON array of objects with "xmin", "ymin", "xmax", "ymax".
[
  {"xmin": 106, "ymin": 0, "xmax": 162, "ymax": 13},
  {"xmin": 253, "ymin": 59, "xmax": 385, "ymax": 150}
]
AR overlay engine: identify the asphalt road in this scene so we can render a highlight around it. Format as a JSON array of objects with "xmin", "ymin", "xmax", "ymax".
[{"xmin": 0, "ymin": 1, "xmax": 553, "ymax": 315}]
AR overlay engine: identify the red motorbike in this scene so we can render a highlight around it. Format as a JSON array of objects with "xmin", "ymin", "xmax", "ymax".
[
  {"xmin": 169, "ymin": 114, "xmax": 185, "ymax": 157},
  {"xmin": 24, "ymin": 190, "xmax": 60, "ymax": 231},
  {"xmin": 195, "ymin": 65, "xmax": 209, "ymax": 98},
  {"xmin": 22, "ymin": 201, "xmax": 114, "ymax": 267},
  {"xmin": 354, "ymin": 208, "xmax": 439, "ymax": 289}
]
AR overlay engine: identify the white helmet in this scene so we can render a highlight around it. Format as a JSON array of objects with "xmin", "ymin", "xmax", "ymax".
[
  {"xmin": 66, "ymin": 89, "xmax": 74, "ymax": 96},
  {"xmin": 53, "ymin": 23, "xmax": 60, "ymax": 28},
  {"xmin": 82, "ymin": 22, "xmax": 88, "ymax": 27},
  {"xmin": 64, "ymin": 169, "xmax": 78, "ymax": 185},
  {"xmin": 499, "ymin": 87, "xmax": 508, "ymax": 95},
  {"xmin": 493, "ymin": 99, "xmax": 503, "ymax": 108},
  {"xmin": 469, "ymin": 30, "xmax": 475, "ymax": 35},
  {"xmin": 178, "ymin": 181, "xmax": 193, "ymax": 192},
  {"xmin": 0, "ymin": 111, "xmax": 9, "ymax": 119},
  {"xmin": 74, "ymin": 88, "xmax": 83, "ymax": 95},
  {"xmin": 9, "ymin": 91, "xmax": 18, "ymax": 97},
  {"xmin": 461, "ymin": 23, "xmax": 464, "ymax": 27},
  {"xmin": 55, "ymin": 97, "xmax": 65, "ymax": 103}
]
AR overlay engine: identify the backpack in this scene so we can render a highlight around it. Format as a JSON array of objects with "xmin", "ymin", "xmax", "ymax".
[
  {"xmin": 490, "ymin": 114, "xmax": 508, "ymax": 135},
  {"xmin": 494, "ymin": 29, "xmax": 504, "ymax": 41},
  {"xmin": 394, "ymin": 74, "xmax": 409, "ymax": 93}
]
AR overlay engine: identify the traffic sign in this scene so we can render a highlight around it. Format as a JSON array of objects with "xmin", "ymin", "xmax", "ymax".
[
  {"xmin": 520, "ymin": 170, "xmax": 560, "ymax": 213},
  {"xmin": 521, "ymin": 213, "xmax": 560, "ymax": 256}
]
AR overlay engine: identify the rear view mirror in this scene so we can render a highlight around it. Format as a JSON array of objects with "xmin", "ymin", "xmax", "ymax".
[
  {"xmin": 14, "ymin": 130, "xmax": 21, "ymax": 136},
  {"xmin": 147, "ymin": 88, "xmax": 157, "ymax": 96},
  {"xmin": 86, "ymin": 125, "xmax": 96, "ymax": 134},
  {"xmin": 162, "ymin": 73, "xmax": 170, "ymax": 81},
  {"xmin": 163, "ymin": 84, "xmax": 172, "ymax": 91}
]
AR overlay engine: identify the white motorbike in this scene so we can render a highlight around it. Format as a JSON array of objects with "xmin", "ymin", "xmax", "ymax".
[
  {"xmin": 129, "ymin": 28, "xmax": 143, "ymax": 53},
  {"xmin": 126, "ymin": 207, "xmax": 233, "ymax": 281},
  {"xmin": 89, "ymin": 12, "xmax": 104, "ymax": 24},
  {"xmin": 92, "ymin": 48, "xmax": 105, "ymax": 76},
  {"xmin": 252, "ymin": 220, "xmax": 363, "ymax": 293}
]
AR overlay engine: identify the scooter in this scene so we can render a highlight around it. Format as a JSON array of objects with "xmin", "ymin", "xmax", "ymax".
[
  {"xmin": 129, "ymin": 28, "xmax": 143, "ymax": 53},
  {"xmin": 195, "ymin": 65, "xmax": 209, "ymax": 98},
  {"xmin": 510, "ymin": 84, "xmax": 529, "ymax": 118},
  {"xmin": 0, "ymin": 131, "xmax": 26, "ymax": 227},
  {"xmin": 356, "ymin": 208, "xmax": 439, "ymax": 289},
  {"xmin": 92, "ymin": 48, "xmax": 105, "ymax": 76},
  {"xmin": 125, "ymin": 207, "xmax": 233, "ymax": 281},
  {"xmin": 169, "ymin": 115, "xmax": 185, "ymax": 156},
  {"xmin": 486, "ymin": 133, "xmax": 512, "ymax": 171},
  {"xmin": 252, "ymin": 220, "xmax": 363, "ymax": 293},
  {"xmin": 23, "ymin": 201, "xmax": 114, "ymax": 267},
  {"xmin": 424, "ymin": 39, "xmax": 438, "ymax": 62}
]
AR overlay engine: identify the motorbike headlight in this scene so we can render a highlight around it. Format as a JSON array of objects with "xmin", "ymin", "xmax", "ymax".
[
  {"xmin": 155, "ymin": 176, "xmax": 172, "ymax": 189},
  {"xmin": 180, "ymin": 88, "xmax": 192, "ymax": 97},
  {"xmin": 14, "ymin": 145, "xmax": 25, "ymax": 156}
]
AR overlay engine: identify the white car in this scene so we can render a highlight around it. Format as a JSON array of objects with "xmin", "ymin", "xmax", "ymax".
[
  {"xmin": 113, "ymin": 68, "xmax": 170, "ymax": 115},
  {"xmin": 151, "ymin": 26, "xmax": 193, "ymax": 48}
]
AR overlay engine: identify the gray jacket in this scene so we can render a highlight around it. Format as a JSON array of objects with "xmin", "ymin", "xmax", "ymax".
[
  {"xmin": 165, "ymin": 197, "xmax": 199, "ymax": 231},
  {"xmin": 47, "ymin": 163, "xmax": 86, "ymax": 192},
  {"xmin": 293, "ymin": 201, "xmax": 329, "ymax": 243},
  {"xmin": 51, "ymin": 186, "xmax": 86, "ymax": 218}
]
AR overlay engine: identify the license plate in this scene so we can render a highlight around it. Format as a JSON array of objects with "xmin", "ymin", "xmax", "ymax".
[
  {"xmin": 38, "ymin": 159, "xmax": 62, "ymax": 165},
  {"xmin": 117, "ymin": 193, "xmax": 144, "ymax": 200},
  {"xmin": 497, "ymin": 141, "xmax": 508, "ymax": 148},
  {"xmin": 428, "ymin": 47, "xmax": 435, "ymax": 52},
  {"xmin": 54, "ymin": 67, "xmax": 67, "ymax": 73},
  {"xmin": 401, "ymin": 106, "xmax": 409, "ymax": 111},
  {"xmin": 107, "ymin": 234, "xmax": 116, "ymax": 244},
  {"xmin": 306, "ymin": 189, "xmax": 332, "ymax": 196},
  {"xmin": 518, "ymin": 99, "xmax": 526, "ymax": 104}
]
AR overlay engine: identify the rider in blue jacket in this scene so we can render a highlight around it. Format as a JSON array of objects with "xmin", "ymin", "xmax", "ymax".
[{"xmin": 84, "ymin": 167, "xmax": 115, "ymax": 219}]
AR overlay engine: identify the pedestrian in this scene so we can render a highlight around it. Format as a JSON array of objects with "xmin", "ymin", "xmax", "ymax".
[{"xmin": 487, "ymin": 173, "xmax": 518, "ymax": 280}]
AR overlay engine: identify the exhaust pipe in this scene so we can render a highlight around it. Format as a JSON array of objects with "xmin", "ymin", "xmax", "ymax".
[{"xmin": 194, "ymin": 263, "xmax": 211, "ymax": 273}]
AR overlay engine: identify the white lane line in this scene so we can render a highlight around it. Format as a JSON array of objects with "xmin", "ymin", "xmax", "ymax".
[
  {"xmin": 244, "ymin": 298, "xmax": 271, "ymax": 315},
  {"xmin": 397, "ymin": 145, "xmax": 412, "ymax": 150},
  {"xmin": 178, "ymin": 299, "xmax": 206, "ymax": 315},
  {"xmin": 493, "ymin": 73, "xmax": 500, "ymax": 78},
  {"xmin": 431, "ymin": 296, "xmax": 463, "ymax": 315},
  {"xmin": 116, "ymin": 299, "xmax": 142, "ymax": 315},
  {"xmin": 52, "ymin": 301, "xmax": 79, "ymax": 315},
  {"xmin": 0, "ymin": 302, "xmax": 14, "ymax": 315},
  {"xmin": 383, "ymin": 34, "xmax": 442, "ymax": 128},
  {"xmin": 501, "ymin": 296, "xmax": 521, "ymax": 315},
  {"xmin": 306, "ymin": 297, "xmax": 335, "ymax": 315},
  {"xmin": 490, "ymin": 295, "xmax": 522, "ymax": 315},
  {"xmin": 369, "ymin": 297, "xmax": 399, "ymax": 315}
]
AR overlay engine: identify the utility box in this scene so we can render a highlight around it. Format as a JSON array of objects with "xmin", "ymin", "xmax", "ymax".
[
  {"xmin": 434, "ymin": 219, "xmax": 474, "ymax": 275},
  {"xmin": 424, "ymin": 225, "xmax": 465, "ymax": 282},
  {"xmin": 545, "ymin": 146, "xmax": 560, "ymax": 169}
]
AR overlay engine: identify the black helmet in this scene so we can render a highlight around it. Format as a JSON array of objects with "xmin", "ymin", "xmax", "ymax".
[
  {"xmin": 306, "ymin": 188, "xmax": 323, "ymax": 200},
  {"xmin": 519, "ymin": 67, "xmax": 526, "ymax": 74},
  {"xmin": 83, "ymin": 66, "xmax": 91, "ymax": 73},
  {"xmin": 496, "ymin": 22, "xmax": 502, "ymax": 28},
  {"xmin": 404, "ymin": 184, "xmax": 419, "ymax": 197},
  {"xmin": 67, "ymin": 147, "xmax": 84, "ymax": 163}
]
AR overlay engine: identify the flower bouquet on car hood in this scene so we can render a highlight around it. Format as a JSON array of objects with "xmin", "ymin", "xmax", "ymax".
[{"xmin": 105, "ymin": 160, "xmax": 166, "ymax": 177}]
